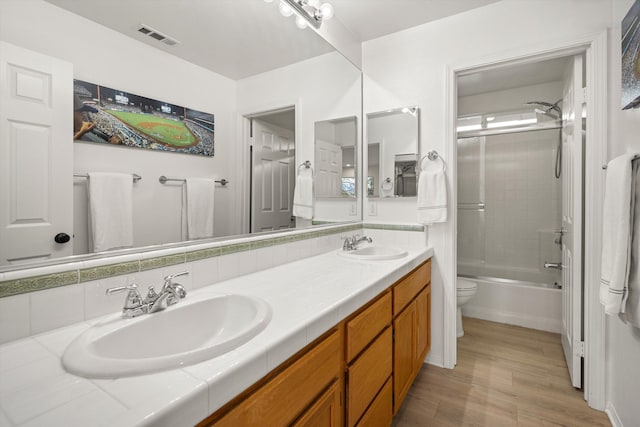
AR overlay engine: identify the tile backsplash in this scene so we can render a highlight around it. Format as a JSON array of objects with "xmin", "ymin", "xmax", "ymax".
[{"xmin": 0, "ymin": 223, "xmax": 425, "ymax": 344}]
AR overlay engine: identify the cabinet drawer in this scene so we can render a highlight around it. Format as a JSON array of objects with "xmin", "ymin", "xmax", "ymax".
[
  {"xmin": 393, "ymin": 260, "xmax": 431, "ymax": 315},
  {"xmin": 347, "ymin": 327, "xmax": 392, "ymax": 427},
  {"xmin": 346, "ymin": 291, "xmax": 391, "ymax": 362},
  {"xmin": 213, "ymin": 330, "xmax": 342, "ymax": 427},
  {"xmin": 355, "ymin": 377, "xmax": 392, "ymax": 427}
]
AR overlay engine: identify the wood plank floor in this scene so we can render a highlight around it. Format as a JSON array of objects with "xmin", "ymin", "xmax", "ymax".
[{"xmin": 393, "ymin": 317, "xmax": 610, "ymax": 426}]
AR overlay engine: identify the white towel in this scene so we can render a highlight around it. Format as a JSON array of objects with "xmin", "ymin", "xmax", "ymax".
[
  {"xmin": 417, "ymin": 165, "xmax": 447, "ymax": 225},
  {"xmin": 624, "ymin": 159, "xmax": 640, "ymax": 327},
  {"xmin": 88, "ymin": 172, "xmax": 133, "ymax": 253},
  {"xmin": 600, "ymin": 153, "xmax": 638, "ymax": 315},
  {"xmin": 182, "ymin": 178, "xmax": 215, "ymax": 240},
  {"xmin": 293, "ymin": 169, "xmax": 313, "ymax": 220}
]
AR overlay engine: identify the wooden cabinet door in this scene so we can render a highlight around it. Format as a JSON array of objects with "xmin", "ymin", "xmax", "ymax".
[
  {"xmin": 415, "ymin": 286, "xmax": 431, "ymax": 364},
  {"xmin": 292, "ymin": 381, "xmax": 342, "ymax": 427},
  {"xmin": 393, "ymin": 303, "xmax": 415, "ymax": 415}
]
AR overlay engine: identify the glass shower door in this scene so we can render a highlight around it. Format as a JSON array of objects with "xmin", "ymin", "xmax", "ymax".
[{"xmin": 457, "ymin": 137, "xmax": 485, "ymax": 269}]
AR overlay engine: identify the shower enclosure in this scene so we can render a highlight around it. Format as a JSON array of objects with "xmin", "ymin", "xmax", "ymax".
[{"xmin": 457, "ymin": 109, "xmax": 563, "ymax": 290}]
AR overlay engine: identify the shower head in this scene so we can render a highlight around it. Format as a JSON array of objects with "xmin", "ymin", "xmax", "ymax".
[{"xmin": 525, "ymin": 100, "xmax": 562, "ymax": 120}]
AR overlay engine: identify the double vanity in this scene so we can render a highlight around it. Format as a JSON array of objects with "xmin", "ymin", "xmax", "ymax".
[{"xmin": 0, "ymin": 239, "xmax": 432, "ymax": 427}]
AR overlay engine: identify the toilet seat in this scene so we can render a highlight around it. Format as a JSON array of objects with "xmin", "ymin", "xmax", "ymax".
[{"xmin": 457, "ymin": 278, "xmax": 477, "ymax": 291}]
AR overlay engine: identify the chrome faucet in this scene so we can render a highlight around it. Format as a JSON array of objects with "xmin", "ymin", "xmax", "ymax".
[
  {"xmin": 342, "ymin": 234, "xmax": 373, "ymax": 251},
  {"xmin": 544, "ymin": 262, "xmax": 563, "ymax": 270},
  {"xmin": 106, "ymin": 271, "xmax": 189, "ymax": 318}
]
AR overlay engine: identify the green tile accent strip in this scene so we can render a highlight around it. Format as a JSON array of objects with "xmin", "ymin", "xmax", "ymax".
[
  {"xmin": 79, "ymin": 261, "xmax": 140, "ymax": 283},
  {"xmin": 186, "ymin": 247, "xmax": 221, "ymax": 262},
  {"xmin": 140, "ymin": 253, "xmax": 186, "ymax": 271},
  {"xmin": 0, "ymin": 223, "xmax": 366, "ymax": 298},
  {"xmin": 0, "ymin": 271, "xmax": 79, "ymax": 298},
  {"xmin": 220, "ymin": 243, "xmax": 252, "ymax": 255},
  {"xmin": 364, "ymin": 223, "xmax": 425, "ymax": 232}
]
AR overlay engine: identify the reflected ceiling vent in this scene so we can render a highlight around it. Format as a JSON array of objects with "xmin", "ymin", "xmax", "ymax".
[{"xmin": 137, "ymin": 24, "xmax": 179, "ymax": 46}]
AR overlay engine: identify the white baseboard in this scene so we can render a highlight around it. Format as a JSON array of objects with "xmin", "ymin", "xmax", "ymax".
[
  {"xmin": 425, "ymin": 353, "xmax": 445, "ymax": 368},
  {"xmin": 463, "ymin": 306, "xmax": 562, "ymax": 333},
  {"xmin": 606, "ymin": 403, "xmax": 623, "ymax": 427}
]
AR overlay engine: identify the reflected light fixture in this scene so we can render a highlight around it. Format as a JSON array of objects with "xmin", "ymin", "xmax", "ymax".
[{"xmin": 276, "ymin": 0, "xmax": 334, "ymax": 29}]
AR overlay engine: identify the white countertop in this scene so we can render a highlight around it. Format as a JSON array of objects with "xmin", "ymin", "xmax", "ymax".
[{"xmin": 0, "ymin": 246, "xmax": 433, "ymax": 427}]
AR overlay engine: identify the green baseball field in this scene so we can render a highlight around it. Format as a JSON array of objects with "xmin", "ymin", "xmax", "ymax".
[{"xmin": 107, "ymin": 110, "xmax": 197, "ymax": 147}]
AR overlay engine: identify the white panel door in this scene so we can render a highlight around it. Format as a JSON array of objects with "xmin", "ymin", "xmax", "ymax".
[
  {"xmin": 0, "ymin": 42, "xmax": 73, "ymax": 265},
  {"xmin": 251, "ymin": 119, "xmax": 294, "ymax": 232},
  {"xmin": 315, "ymin": 140, "xmax": 342, "ymax": 197},
  {"xmin": 561, "ymin": 54, "xmax": 584, "ymax": 389}
]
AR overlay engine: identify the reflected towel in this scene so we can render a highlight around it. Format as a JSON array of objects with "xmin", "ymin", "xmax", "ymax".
[
  {"xmin": 417, "ymin": 168, "xmax": 447, "ymax": 225},
  {"xmin": 293, "ymin": 168, "xmax": 313, "ymax": 219},
  {"xmin": 182, "ymin": 178, "xmax": 215, "ymax": 240},
  {"xmin": 600, "ymin": 153, "xmax": 638, "ymax": 315},
  {"xmin": 88, "ymin": 172, "xmax": 134, "ymax": 252}
]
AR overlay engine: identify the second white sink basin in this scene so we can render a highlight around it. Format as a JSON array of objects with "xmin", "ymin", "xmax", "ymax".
[
  {"xmin": 62, "ymin": 293, "xmax": 272, "ymax": 379},
  {"xmin": 338, "ymin": 245, "xmax": 408, "ymax": 261}
]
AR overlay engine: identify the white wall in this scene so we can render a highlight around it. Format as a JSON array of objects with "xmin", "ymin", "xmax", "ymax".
[
  {"xmin": 363, "ymin": 0, "xmax": 613, "ymax": 368},
  {"xmin": 237, "ymin": 52, "xmax": 361, "ymax": 222},
  {"xmin": 606, "ymin": 1, "xmax": 640, "ymax": 426},
  {"xmin": 0, "ymin": 0, "xmax": 239, "ymax": 253}
]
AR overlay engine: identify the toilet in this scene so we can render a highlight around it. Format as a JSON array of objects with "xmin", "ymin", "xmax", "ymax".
[{"xmin": 456, "ymin": 278, "xmax": 478, "ymax": 338}]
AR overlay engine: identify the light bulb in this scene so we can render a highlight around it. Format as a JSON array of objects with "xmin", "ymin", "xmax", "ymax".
[
  {"xmin": 295, "ymin": 15, "xmax": 308, "ymax": 29},
  {"xmin": 318, "ymin": 3, "xmax": 333, "ymax": 20},
  {"xmin": 279, "ymin": 1, "xmax": 293, "ymax": 17},
  {"xmin": 307, "ymin": 0, "xmax": 320, "ymax": 8}
]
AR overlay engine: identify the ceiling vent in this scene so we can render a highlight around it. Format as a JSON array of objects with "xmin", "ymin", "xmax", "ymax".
[{"xmin": 137, "ymin": 24, "xmax": 180, "ymax": 47}]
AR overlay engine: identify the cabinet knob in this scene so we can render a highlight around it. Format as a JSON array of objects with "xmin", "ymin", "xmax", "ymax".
[{"xmin": 54, "ymin": 233, "xmax": 71, "ymax": 244}]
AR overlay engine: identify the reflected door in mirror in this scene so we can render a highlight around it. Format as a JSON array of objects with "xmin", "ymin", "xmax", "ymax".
[
  {"xmin": 251, "ymin": 117, "xmax": 295, "ymax": 233},
  {"xmin": 0, "ymin": 42, "xmax": 74, "ymax": 266}
]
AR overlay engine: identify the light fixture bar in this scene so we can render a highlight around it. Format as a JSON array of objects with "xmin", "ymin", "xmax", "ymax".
[{"xmin": 282, "ymin": 0, "xmax": 321, "ymax": 29}]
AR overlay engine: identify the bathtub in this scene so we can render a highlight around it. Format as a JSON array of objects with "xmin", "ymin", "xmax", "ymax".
[{"xmin": 458, "ymin": 262, "xmax": 562, "ymax": 333}]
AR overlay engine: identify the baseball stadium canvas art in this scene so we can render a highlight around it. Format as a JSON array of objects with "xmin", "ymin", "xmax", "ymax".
[
  {"xmin": 73, "ymin": 80, "xmax": 215, "ymax": 156},
  {"xmin": 622, "ymin": 0, "xmax": 640, "ymax": 109}
]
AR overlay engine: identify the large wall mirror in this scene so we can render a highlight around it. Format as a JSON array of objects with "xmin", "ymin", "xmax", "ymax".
[
  {"xmin": 366, "ymin": 107, "xmax": 420, "ymax": 198},
  {"xmin": 0, "ymin": 0, "xmax": 362, "ymax": 269}
]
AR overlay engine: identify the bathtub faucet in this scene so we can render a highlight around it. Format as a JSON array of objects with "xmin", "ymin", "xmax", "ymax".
[{"xmin": 543, "ymin": 262, "xmax": 563, "ymax": 270}]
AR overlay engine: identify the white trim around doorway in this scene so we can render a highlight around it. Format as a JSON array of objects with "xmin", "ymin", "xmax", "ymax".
[{"xmin": 444, "ymin": 31, "xmax": 607, "ymax": 410}]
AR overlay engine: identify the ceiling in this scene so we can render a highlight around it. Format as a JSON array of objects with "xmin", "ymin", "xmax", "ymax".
[
  {"xmin": 331, "ymin": 0, "xmax": 501, "ymax": 42},
  {"xmin": 457, "ymin": 56, "xmax": 572, "ymax": 97},
  {"xmin": 45, "ymin": 0, "xmax": 502, "ymax": 80}
]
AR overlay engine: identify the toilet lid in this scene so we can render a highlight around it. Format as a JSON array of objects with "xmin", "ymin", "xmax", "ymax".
[{"xmin": 457, "ymin": 278, "xmax": 477, "ymax": 290}]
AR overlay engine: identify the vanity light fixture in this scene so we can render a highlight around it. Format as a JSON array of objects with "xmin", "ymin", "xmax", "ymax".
[{"xmin": 274, "ymin": 0, "xmax": 334, "ymax": 30}]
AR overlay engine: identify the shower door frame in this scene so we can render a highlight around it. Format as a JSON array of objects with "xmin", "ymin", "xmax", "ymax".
[{"xmin": 444, "ymin": 31, "xmax": 608, "ymax": 410}]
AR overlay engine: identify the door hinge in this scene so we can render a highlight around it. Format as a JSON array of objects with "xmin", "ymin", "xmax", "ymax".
[
  {"xmin": 576, "ymin": 340, "xmax": 585, "ymax": 358},
  {"xmin": 581, "ymin": 87, "xmax": 588, "ymax": 104}
]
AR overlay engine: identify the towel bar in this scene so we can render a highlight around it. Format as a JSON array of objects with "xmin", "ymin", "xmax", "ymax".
[
  {"xmin": 158, "ymin": 176, "xmax": 228, "ymax": 186},
  {"xmin": 74, "ymin": 173, "xmax": 142, "ymax": 183}
]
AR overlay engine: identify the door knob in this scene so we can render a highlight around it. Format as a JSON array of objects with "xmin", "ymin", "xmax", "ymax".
[{"xmin": 54, "ymin": 233, "xmax": 71, "ymax": 244}]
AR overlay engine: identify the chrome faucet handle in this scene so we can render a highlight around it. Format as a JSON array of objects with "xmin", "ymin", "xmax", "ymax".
[
  {"xmin": 106, "ymin": 284, "xmax": 145, "ymax": 318},
  {"xmin": 163, "ymin": 271, "xmax": 189, "ymax": 287}
]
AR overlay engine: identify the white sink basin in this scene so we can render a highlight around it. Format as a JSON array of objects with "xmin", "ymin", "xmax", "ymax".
[
  {"xmin": 338, "ymin": 245, "xmax": 408, "ymax": 261},
  {"xmin": 62, "ymin": 293, "xmax": 272, "ymax": 379}
]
